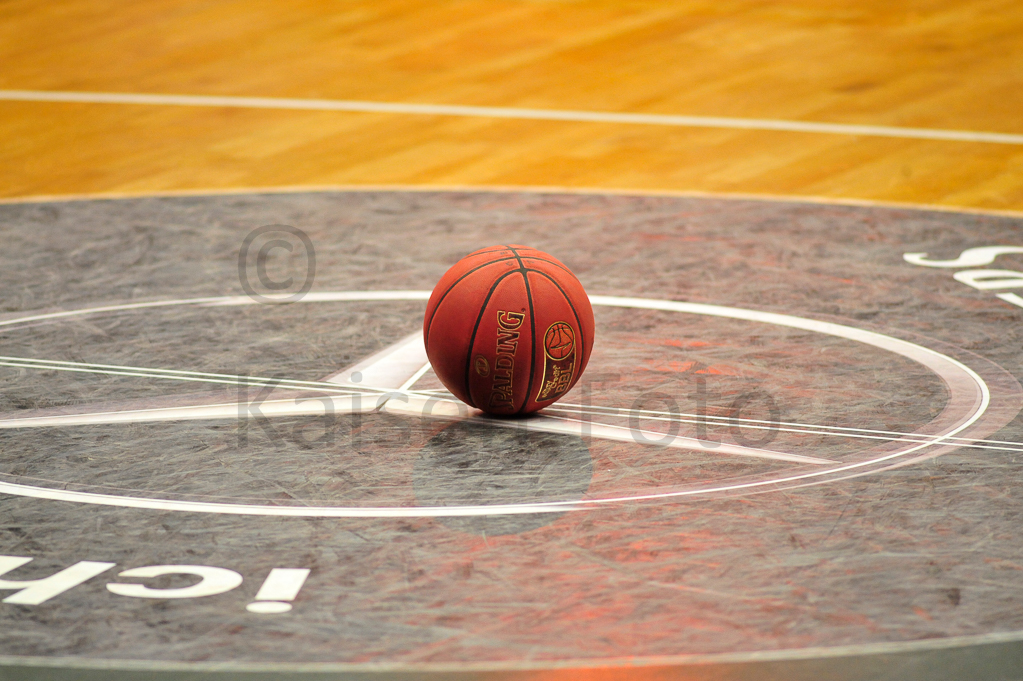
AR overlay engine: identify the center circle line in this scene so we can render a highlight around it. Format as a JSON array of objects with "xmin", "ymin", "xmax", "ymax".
[{"xmin": 0, "ymin": 291, "xmax": 990, "ymax": 517}]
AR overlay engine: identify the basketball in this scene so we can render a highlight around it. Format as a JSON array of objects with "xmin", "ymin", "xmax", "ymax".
[{"xmin": 423, "ymin": 245, "xmax": 595, "ymax": 415}]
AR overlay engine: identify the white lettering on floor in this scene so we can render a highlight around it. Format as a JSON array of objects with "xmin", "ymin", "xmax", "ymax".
[
  {"xmin": 904, "ymin": 245, "xmax": 1023, "ymax": 311},
  {"xmin": 0, "ymin": 554, "xmax": 309, "ymax": 612}
]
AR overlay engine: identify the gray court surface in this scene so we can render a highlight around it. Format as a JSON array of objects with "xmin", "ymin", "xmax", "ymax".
[{"xmin": 0, "ymin": 190, "xmax": 1021, "ymax": 680}]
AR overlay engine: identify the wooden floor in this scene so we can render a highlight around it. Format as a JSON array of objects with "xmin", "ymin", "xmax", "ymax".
[{"xmin": 2, "ymin": 0, "xmax": 1022, "ymax": 211}]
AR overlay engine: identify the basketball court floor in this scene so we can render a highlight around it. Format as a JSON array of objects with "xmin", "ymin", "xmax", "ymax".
[{"xmin": 1, "ymin": 2, "xmax": 1023, "ymax": 679}]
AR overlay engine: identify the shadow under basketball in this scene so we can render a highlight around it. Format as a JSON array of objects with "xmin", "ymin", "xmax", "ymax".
[{"xmin": 412, "ymin": 420, "xmax": 593, "ymax": 535}]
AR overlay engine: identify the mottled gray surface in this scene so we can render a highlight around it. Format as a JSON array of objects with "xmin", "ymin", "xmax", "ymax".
[{"xmin": 0, "ymin": 190, "xmax": 1021, "ymax": 666}]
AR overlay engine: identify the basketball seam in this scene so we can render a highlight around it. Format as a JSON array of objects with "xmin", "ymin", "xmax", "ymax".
[
  {"xmin": 546, "ymin": 322, "xmax": 573, "ymax": 359},
  {"xmin": 526, "ymin": 269, "xmax": 587, "ymax": 403},
  {"xmin": 461, "ymin": 268, "xmax": 521, "ymax": 409},
  {"xmin": 466, "ymin": 246, "xmax": 516, "ymax": 259},
  {"xmin": 518, "ymin": 255, "xmax": 575, "ymax": 276},
  {"xmin": 424, "ymin": 254, "xmax": 520, "ymax": 348},
  {"xmin": 427, "ymin": 247, "xmax": 581, "ymax": 415},
  {"xmin": 424, "ymin": 252, "xmax": 572, "ymax": 347},
  {"xmin": 509, "ymin": 246, "xmax": 538, "ymax": 415}
]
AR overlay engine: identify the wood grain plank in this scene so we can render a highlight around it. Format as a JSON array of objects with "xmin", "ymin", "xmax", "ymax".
[{"xmin": 1, "ymin": 0, "xmax": 1021, "ymax": 208}]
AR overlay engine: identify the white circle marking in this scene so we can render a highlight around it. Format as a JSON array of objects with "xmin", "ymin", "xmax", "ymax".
[{"xmin": 0, "ymin": 291, "xmax": 990, "ymax": 517}]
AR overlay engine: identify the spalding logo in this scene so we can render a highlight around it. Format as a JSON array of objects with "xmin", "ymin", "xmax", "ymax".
[{"xmin": 489, "ymin": 311, "xmax": 525, "ymax": 410}]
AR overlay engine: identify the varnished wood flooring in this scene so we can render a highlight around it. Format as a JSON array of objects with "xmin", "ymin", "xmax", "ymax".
[{"xmin": 1, "ymin": 0, "xmax": 1022, "ymax": 210}]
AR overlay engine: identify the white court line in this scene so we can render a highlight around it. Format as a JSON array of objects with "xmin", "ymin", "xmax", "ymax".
[
  {"xmin": 4, "ymin": 356, "xmax": 1017, "ymax": 453},
  {"xmin": 2, "ymin": 90, "xmax": 1022, "ymax": 146},
  {"xmin": 553, "ymin": 402, "xmax": 1023, "ymax": 446},
  {"xmin": 0, "ymin": 357, "xmax": 830, "ymax": 463},
  {"xmin": 323, "ymin": 331, "xmax": 428, "ymax": 388},
  {"xmin": 0, "ymin": 291, "xmax": 995, "ymax": 516},
  {"xmin": 2, "ymin": 354, "xmax": 1015, "ymax": 451},
  {"xmin": 398, "ymin": 363, "xmax": 433, "ymax": 392},
  {"xmin": 0, "ymin": 297, "xmax": 229, "ymax": 328},
  {"xmin": 543, "ymin": 405, "xmax": 1023, "ymax": 453}
]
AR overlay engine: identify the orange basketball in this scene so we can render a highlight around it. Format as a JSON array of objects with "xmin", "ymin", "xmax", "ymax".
[{"xmin": 424, "ymin": 245, "xmax": 595, "ymax": 415}]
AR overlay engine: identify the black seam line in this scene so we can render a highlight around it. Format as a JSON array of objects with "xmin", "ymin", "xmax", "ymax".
[
  {"xmin": 424, "ymin": 254, "xmax": 520, "ymax": 348},
  {"xmin": 425, "ymin": 253, "xmax": 519, "ymax": 345},
  {"xmin": 518, "ymin": 255, "xmax": 574, "ymax": 276},
  {"xmin": 468, "ymin": 246, "xmax": 516, "ymax": 258},
  {"xmin": 462, "ymin": 268, "xmax": 521, "ymax": 408},
  {"xmin": 461, "ymin": 246, "xmax": 571, "ymax": 276},
  {"xmin": 522, "ymin": 269, "xmax": 587, "ymax": 403},
  {"xmin": 508, "ymin": 245, "xmax": 537, "ymax": 415}
]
